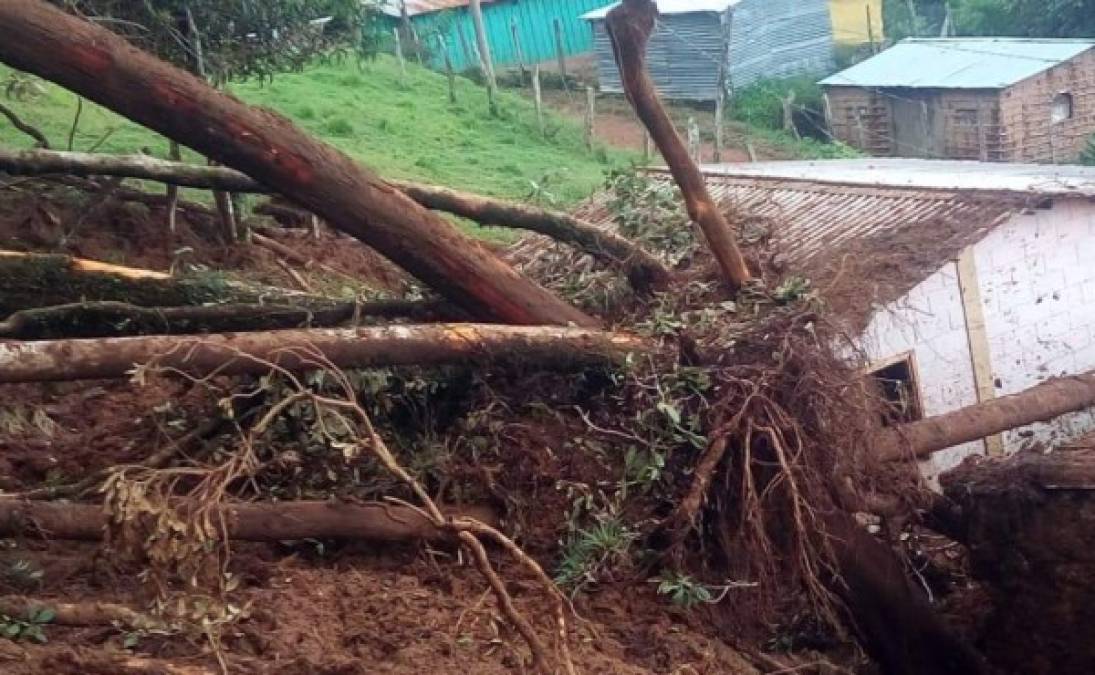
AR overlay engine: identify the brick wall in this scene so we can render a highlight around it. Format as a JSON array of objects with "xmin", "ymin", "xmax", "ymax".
[
  {"xmin": 974, "ymin": 197, "xmax": 1095, "ymax": 449},
  {"xmin": 824, "ymin": 86, "xmax": 894, "ymax": 155},
  {"xmin": 858, "ymin": 263, "xmax": 983, "ymax": 484},
  {"xmin": 859, "ymin": 196, "xmax": 1095, "ymax": 483},
  {"xmin": 997, "ymin": 49, "xmax": 1095, "ymax": 162}
]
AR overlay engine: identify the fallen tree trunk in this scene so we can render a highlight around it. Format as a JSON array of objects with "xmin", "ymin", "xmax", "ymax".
[
  {"xmin": 0, "ymin": 300, "xmax": 458, "ymax": 340},
  {"xmin": 605, "ymin": 0, "xmax": 751, "ymax": 290},
  {"xmin": 0, "ymin": 1, "xmax": 594, "ymax": 328},
  {"xmin": 0, "ymin": 323, "xmax": 650, "ymax": 383},
  {"xmin": 0, "ymin": 499, "xmax": 497, "ymax": 543},
  {"xmin": 0, "ymin": 148, "xmax": 671, "ymax": 287},
  {"xmin": 878, "ymin": 371, "xmax": 1095, "ymax": 461},
  {"xmin": 0, "ymin": 250, "xmax": 351, "ymax": 317}
]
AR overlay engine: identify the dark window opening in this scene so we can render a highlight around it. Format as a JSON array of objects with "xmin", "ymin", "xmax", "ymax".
[
  {"xmin": 869, "ymin": 357, "xmax": 923, "ymax": 426},
  {"xmin": 1051, "ymin": 93, "xmax": 1073, "ymax": 124}
]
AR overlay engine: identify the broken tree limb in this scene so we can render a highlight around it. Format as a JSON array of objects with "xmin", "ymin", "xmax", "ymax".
[
  {"xmin": 0, "ymin": 2, "xmax": 594, "ymax": 328},
  {"xmin": 605, "ymin": 0, "xmax": 752, "ymax": 290},
  {"xmin": 0, "ymin": 323, "xmax": 650, "ymax": 383},
  {"xmin": 389, "ymin": 180, "xmax": 672, "ymax": 289},
  {"xmin": 0, "ymin": 596, "xmax": 163, "ymax": 630},
  {"xmin": 0, "ymin": 149, "xmax": 671, "ymax": 287},
  {"xmin": 877, "ymin": 370, "xmax": 1095, "ymax": 462},
  {"xmin": 0, "ymin": 499, "xmax": 498, "ymax": 543},
  {"xmin": 0, "ymin": 101, "xmax": 50, "ymax": 148}
]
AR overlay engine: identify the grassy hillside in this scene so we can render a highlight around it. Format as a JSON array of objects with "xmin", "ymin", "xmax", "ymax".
[{"xmin": 0, "ymin": 56, "xmax": 633, "ymax": 208}]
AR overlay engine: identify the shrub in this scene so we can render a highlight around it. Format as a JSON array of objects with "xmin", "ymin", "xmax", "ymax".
[
  {"xmin": 730, "ymin": 76, "xmax": 827, "ymax": 139},
  {"xmin": 1081, "ymin": 134, "xmax": 1095, "ymax": 166}
]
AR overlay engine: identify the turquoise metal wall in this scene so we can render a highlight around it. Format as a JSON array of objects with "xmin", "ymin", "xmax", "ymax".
[{"xmin": 397, "ymin": 0, "xmax": 608, "ymax": 72}]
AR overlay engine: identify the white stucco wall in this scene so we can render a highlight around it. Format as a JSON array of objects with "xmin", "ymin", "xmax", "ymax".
[
  {"xmin": 858, "ymin": 262, "xmax": 983, "ymax": 484},
  {"xmin": 975, "ymin": 197, "xmax": 1095, "ymax": 451},
  {"xmin": 860, "ymin": 196, "xmax": 1095, "ymax": 483}
]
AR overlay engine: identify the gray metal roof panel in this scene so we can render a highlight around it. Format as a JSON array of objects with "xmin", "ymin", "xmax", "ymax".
[{"xmin": 818, "ymin": 38, "xmax": 1095, "ymax": 89}]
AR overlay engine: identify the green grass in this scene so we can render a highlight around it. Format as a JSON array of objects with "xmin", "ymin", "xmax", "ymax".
[{"xmin": 0, "ymin": 57, "xmax": 636, "ymax": 232}]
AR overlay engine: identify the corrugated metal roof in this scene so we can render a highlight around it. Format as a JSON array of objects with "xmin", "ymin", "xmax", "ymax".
[
  {"xmin": 581, "ymin": 0, "xmax": 740, "ymax": 21},
  {"xmin": 379, "ymin": 0, "xmax": 497, "ymax": 18},
  {"xmin": 576, "ymin": 168, "xmax": 1017, "ymax": 270},
  {"xmin": 699, "ymin": 159, "xmax": 1095, "ymax": 198},
  {"xmin": 819, "ymin": 38, "xmax": 1095, "ymax": 89}
]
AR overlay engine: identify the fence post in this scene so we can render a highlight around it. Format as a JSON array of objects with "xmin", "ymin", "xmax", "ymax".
[
  {"xmin": 866, "ymin": 5, "xmax": 878, "ymax": 53},
  {"xmin": 643, "ymin": 131, "xmax": 652, "ymax": 162},
  {"xmin": 532, "ymin": 64, "xmax": 545, "ymax": 137},
  {"xmin": 393, "ymin": 28, "xmax": 407, "ymax": 88},
  {"xmin": 553, "ymin": 18, "xmax": 570, "ymax": 96},
  {"xmin": 438, "ymin": 35, "xmax": 457, "ymax": 103},
  {"xmin": 714, "ymin": 84, "xmax": 725, "ymax": 163},
  {"xmin": 585, "ymin": 86, "xmax": 596, "ymax": 151},
  {"xmin": 687, "ymin": 116, "xmax": 701, "ymax": 163},
  {"xmin": 510, "ymin": 17, "xmax": 527, "ymax": 82},
  {"xmin": 469, "ymin": 0, "xmax": 498, "ymax": 115}
]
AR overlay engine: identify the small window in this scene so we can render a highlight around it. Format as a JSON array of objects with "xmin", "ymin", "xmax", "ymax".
[
  {"xmin": 867, "ymin": 356, "xmax": 923, "ymax": 426},
  {"xmin": 1051, "ymin": 93, "xmax": 1073, "ymax": 124}
]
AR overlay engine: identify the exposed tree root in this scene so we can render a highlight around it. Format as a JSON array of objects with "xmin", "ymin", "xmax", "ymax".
[{"xmin": 0, "ymin": 596, "xmax": 163, "ymax": 630}]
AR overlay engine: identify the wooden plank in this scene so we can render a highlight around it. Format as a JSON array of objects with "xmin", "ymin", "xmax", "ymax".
[{"xmin": 957, "ymin": 246, "xmax": 1004, "ymax": 457}]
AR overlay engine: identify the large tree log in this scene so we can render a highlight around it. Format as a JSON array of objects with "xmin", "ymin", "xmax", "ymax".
[
  {"xmin": 605, "ymin": 0, "xmax": 751, "ymax": 290},
  {"xmin": 0, "ymin": 0, "xmax": 594, "ymax": 328},
  {"xmin": 0, "ymin": 148, "xmax": 671, "ymax": 287},
  {"xmin": 0, "ymin": 499, "xmax": 497, "ymax": 543},
  {"xmin": 878, "ymin": 371, "xmax": 1095, "ymax": 461},
  {"xmin": 0, "ymin": 250, "xmax": 350, "ymax": 317},
  {"xmin": 0, "ymin": 323, "xmax": 650, "ymax": 383},
  {"xmin": 0, "ymin": 300, "xmax": 458, "ymax": 340}
]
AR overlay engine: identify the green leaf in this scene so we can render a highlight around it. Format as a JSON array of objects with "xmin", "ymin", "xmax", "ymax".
[
  {"xmin": 3, "ymin": 623, "xmax": 22, "ymax": 638},
  {"xmin": 33, "ymin": 607, "xmax": 55, "ymax": 624},
  {"xmin": 123, "ymin": 633, "xmax": 140, "ymax": 649}
]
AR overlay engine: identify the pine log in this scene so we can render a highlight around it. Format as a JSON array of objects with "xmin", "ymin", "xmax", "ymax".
[
  {"xmin": 0, "ymin": 251, "xmax": 348, "ymax": 317},
  {"xmin": 878, "ymin": 371, "xmax": 1095, "ymax": 462},
  {"xmin": 0, "ymin": 499, "xmax": 497, "ymax": 543},
  {"xmin": 605, "ymin": 0, "xmax": 751, "ymax": 290},
  {"xmin": 0, "ymin": 148, "xmax": 670, "ymax": 287},
  {"xmin": 0, "ymin": 323, "xmax": 650, "ymax": 383},
  {"xmin": 0, "ymin": 300, "xmax": 458, "ymax": 340},
  {"xmin": 0, "ymin": 1, "xmax": 594, "ymax": 328}
]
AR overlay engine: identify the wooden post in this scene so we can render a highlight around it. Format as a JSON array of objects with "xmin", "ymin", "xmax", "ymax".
[
  {"xmin": 745, "ymin": 140, "xmax": 757, "ymax": 162},
  {"xmin": 855, "ymin": 110, "xmax": 867, "ymax": 151},
  {"xmin": 166, "ymin": 141, "xmax": 181, "ymax": 234},
  {"xmin": 905, "ymin": 0, "xmax": 921, "ymax": 36},
  {"xmin": 643, "ymin": 131, "xmax": 652, "ymax": 161},
  {"xmin": 457, "ymin": 27, "xmax": 474, "ymax": 69},
  {"xmin": 866, "ymin": 4, "xmax": 878, "ymax": 53},
  {"xmin": 687, "ymin": 116, "xmax": 700, "ymax": 164},
  {"xmin": 585, "ymin": 86, "xmax": 596, "ymax": 151},
  {"xmin": 469, "ymin": 0, "xmax": 497, "ymax": 115},
  {"xmin": 309, "ymin": 214, "xmax": 321, "ymax": 240},
  {"xmin": 410, "ymin": 25, "xmax": 424, "ymax": 65},
  {"xmin": 438, "ymin": 35, "xmax": 457, "ymax": 103},
  {"xmin": 553, "ymin": 18, "xmax": 570, "ymax": 96},
  {"xmin": 532, "ymin": 65, "xmax": 545, "ymax": 136},
  {"xmin": 956, "ymin": 248, "xmax": 1004, "ymax": 457},
  {"xmin": 714, "ymin": 83, "xmax": 725, "ymax": 163},
  {"xmin": 782, "ymin": 90, "xmax": 799, "ymax": 139},
  {"xmin": 510, "ymin": 17, "xmax": 527, "ymax": 82},
  {"xmin": 393, "ymin": 28, "xmax": 407, "ymax": 87}
]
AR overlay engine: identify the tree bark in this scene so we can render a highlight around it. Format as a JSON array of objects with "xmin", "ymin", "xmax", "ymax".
[
  {"xmin": 0, "ymin": 300, "xmax": 458, "ymax": 340},
  {"xmin": 0, "ymin": 250, "xmax": 349, "ymax": 317},
  {"xmin": 0, "ymin": 323, "xmax": 650, "ymax": 383},
  {"xmin": 0, "ymin": 148, "xmax": 670, "ymax": 287},
  {"xmin": 390, "ymin": 179, "xmax": 671, "ymax": 289},
  {"xmin": 878, "ymin": 371, "xmax": 1095, "ymax": 462},
  {"xmin": 0, "ymin": 499, "xmax": 497, "ymax": 543},
  {"xmin": 605, "ymin": 0, "xmax": 751, "ymax": 291},
  {"xmin": 0, "ymin": 0, "xmax": 594, "ymax": 328}
]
